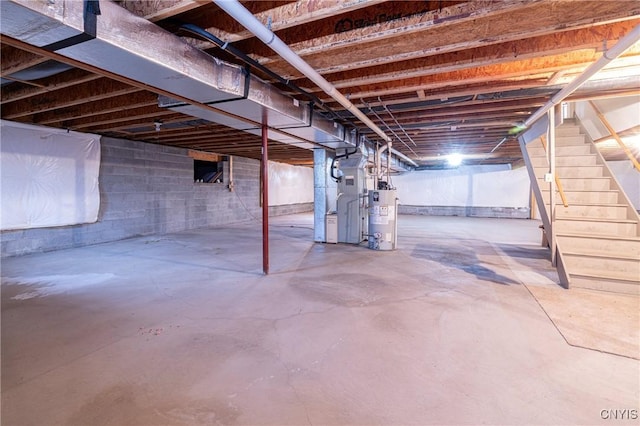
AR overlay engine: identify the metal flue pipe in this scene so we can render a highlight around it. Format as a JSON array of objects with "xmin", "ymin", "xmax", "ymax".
[
  {"xmin": 524, "ymin": 24, "xmax": 640, "ymax": 127},
  {"xmin": 213, "ymin": 0, "xmax": 391, "ymax": 144}
]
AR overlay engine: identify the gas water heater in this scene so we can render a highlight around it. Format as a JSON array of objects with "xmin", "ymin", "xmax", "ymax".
[{"xmin": 368, "ymin": 189, "xmax": 398, "ymax": 250}]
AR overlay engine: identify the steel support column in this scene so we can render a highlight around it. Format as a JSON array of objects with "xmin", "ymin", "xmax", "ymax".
[
  {"xmin": 262, "ymin": 110, "xmax": 269, "ymax": 275},
  {"xmin": 548, "ymin": 107, "xmax": 557, "ymax": 266}
]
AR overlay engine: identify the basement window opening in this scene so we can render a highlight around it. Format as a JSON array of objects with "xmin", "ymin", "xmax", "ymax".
[{"xmin": 194, "ymin": 159, "xmax": 224, "ymax": 184}]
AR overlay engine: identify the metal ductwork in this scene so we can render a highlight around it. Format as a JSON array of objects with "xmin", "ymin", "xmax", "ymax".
[{"xmin": 0, "ymin": 0, "xmax": 357, "ymax": 151}]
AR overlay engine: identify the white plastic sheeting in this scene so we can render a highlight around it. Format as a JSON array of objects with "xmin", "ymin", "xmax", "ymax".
[
  {"xmin": 1, "ymin": 120, "xmax": 101, "ymax": 230},
  {"xmin": 575, "ymin": 98, "xmax": 640, "ymax": 140},
  {"xmin": 393, "ymin": 165, "xmax": 530, "ymax": 207},
  {"xmin": 268, "ymin": 160, "xmax": 314, "ymax": 206},
  {"xmin": 608, "ymin": 160, "xmax": 640, "ymax": 210}
]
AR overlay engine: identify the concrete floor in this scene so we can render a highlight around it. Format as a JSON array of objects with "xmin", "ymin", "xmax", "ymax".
[{"xmin": 1, "ymin": 214, "xmax": 638, "ymax": 425}]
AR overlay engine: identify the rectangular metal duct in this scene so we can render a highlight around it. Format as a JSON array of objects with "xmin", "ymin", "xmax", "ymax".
[{"xmin": 0, "ymin": 0, "xmax": 355, "ymax": 150}]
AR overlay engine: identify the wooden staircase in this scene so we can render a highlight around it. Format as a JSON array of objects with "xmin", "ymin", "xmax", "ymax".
[{"xmin": 525, "ymin": 120, "xmax": 640, "ymax": 295}]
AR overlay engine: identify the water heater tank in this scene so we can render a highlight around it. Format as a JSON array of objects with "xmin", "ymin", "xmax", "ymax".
[{"xmin": 368, "ymin": 189, "xmax": 397, "ymax": 250}]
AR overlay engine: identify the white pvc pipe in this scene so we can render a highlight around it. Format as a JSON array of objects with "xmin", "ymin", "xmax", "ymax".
[
  {"xmin": 213, "ymin": 0, "xmax": 391, "ymax": 143},
  {"xmin": 525, "ymin": 24, "xmax": 640, "ymax": 127}
]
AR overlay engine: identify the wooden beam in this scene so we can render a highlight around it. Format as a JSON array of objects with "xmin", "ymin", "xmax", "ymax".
[
  {"xmin": 193, "ymin": 0, "xmax": 388, "ymax": 46},
  {"xmin": 68, "ymin": 108, "xmax": 175, "ymax": 130},
  {"xmin": 0, "ymin": 44, "xmax": 48, "ymax": 76},
  {"xmin": 327, "ymin": 55, "xmax": 582, "ymax": 99},
  {"xmin": 261, "ymin": 2, "xmax": 640, "ymax": 77},
  {"xmin": 188, "ymin": 149, "xmax": 222, "ymax": 162},
  {"xmin": 84, "ymin": 113, "xmax": 191, "ymax": 133},
  {"xmin": 369, "ymin": 110, "xmax": 532, "ymax": 127},
  {"xmin": 2, "ymin": 78, "xmax": 141, "ymax": 119},
  {"xmin": 381, "ymin": 99, "xmax": 546, "ymax": 121},
  {"xmin": 239, "ymin": 0, "xmax": 522, "ymax": 64},
  {"xmin": 119, "ymin": 0, "xmax": 209, "ymax": 22},
  {"xmin": 114, "ymin": 123, "xmax": 242, "ymax": 140},
  {"xmin": 342, "ymin": 80, "xmax": 552, "ymax": 109},
  {"xmin": 0, "ymin": 75, "xmax": 45, "ymax": 87},
  {"xmin": 1, "ymin": 69, "xmax": 101, "ymax": 104},
  {"xmin": 293, "ymin": 21, "xmax": 639, "ymax": 89},
  {"xmin": 0, "ymin": 36, "xmax": 268, "ymax": 135},
  {"xmin": 33, "ymin": 92, "xmax": 159, "ymax": 125},
  {"xmin": 546, "ymin": 71, "xmax": 566, "ymax": 86}
]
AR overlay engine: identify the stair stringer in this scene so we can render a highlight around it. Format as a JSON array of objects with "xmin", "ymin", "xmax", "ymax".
[{"xmin": 518, "ymin": 120, "xmax": 571, "ymax": 288}]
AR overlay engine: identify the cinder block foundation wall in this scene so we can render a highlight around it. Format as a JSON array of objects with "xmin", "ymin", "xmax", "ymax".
[
  {"xmin": 1, "ymin": 137, "xmax": 312, "ymax": 257},
  {"xmin": 399, "ymin": 205, "xmax": 530, "ymax": 219}
]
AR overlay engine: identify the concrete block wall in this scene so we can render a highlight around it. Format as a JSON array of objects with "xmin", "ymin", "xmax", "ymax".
[
  {"xmin": 1, "ymin": 137, "xmax": 312, "ymax": 257},
  {"xmin": 270, "ymin": 202, "xmax": 314, "ymax": 216},
  {"xmin": 399, "ymin": 205, "xmax": 530, "ymax": 219}
]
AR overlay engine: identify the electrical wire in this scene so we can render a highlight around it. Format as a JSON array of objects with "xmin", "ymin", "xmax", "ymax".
[
  {"xmin": 361, "ymin": 99, "xmax": 420, "ymax": 158},
  {"xmin": 378, "ymin": 96, "xmax": 417, "ymax": 147}
]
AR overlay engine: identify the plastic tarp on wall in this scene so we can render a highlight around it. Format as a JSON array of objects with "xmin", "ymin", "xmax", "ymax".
[
  {"xmin": 268, "ymin": 160, "xmax": 314, "ymax": 206},
  {"xmin": 575, "ymin": 98, "xmax": 640, "ymax": 141},
  {"xmin": 608, "ymin": 160, "xmax": 640, "ymax": 210},
  {"xmin": 393, "ymin": 165, "xmax": 530, "ymax": 208},
  {"xmin": 1, "ymin": 120, "xmax": 101, "ymax": 230}
]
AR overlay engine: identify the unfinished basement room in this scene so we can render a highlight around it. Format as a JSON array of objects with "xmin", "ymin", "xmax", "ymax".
[{"xmin": 1, "ymin": 1, "xmax": 639, "ymax": 425}]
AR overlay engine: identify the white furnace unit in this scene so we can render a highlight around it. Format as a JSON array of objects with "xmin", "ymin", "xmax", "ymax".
[{"xmin": 336, "ymin": 151, "xmax": 370, "ymax": 244}]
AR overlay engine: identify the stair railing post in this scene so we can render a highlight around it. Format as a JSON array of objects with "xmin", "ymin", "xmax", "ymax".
[{"xmin": 549, "ymin": 107, "xmax": 557, "ymax": 266}]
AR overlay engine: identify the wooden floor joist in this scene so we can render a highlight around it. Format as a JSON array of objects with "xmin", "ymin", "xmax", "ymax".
[{"xmin": 1, "ymin": 0, "xmax": 638, "ymax": 165}]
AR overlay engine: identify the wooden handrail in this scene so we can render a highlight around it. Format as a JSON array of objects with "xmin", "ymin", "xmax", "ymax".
[
  {"xmin": 589, "ymin": 101, "xmax": 640, "ymax": 173},
  {"xmin": 540, "ymin": 136, "xmax": 569, "ymax": 208}
]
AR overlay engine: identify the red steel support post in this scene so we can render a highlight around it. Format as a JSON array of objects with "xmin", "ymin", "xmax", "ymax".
[{"xmin": 261, "ymin": 110, "xmax": 269, "ymax": 275}]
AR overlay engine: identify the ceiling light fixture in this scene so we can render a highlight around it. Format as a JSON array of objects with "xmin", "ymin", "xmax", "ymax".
[{"xmin": 447, "ymin": 153, "xmax": 463, "ymax": 167}]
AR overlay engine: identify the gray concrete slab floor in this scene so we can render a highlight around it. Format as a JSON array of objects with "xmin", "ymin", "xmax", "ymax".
[{"xmin": 1, "ymin": 214, "xmax": 639, "ymax": 425}]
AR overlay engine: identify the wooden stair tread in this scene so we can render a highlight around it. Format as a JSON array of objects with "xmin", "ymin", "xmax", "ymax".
[
  {"xmin": 570, "ymin": 271, "xmax": 640, "ymax": 283},
  {"xmin": 535, "ymin": 163, "xmax": 600, "ymax": 166},
  {"xmin": 556, "ymin": 216, "xmax": 637, "ymax": 223},
  {"xmin": 562, "ymin": 251, "xmax": 640, "ymax": 261},
  {"xmin": 528, "ymin": 153, "xmax": 593, "ymax": 157},
  {"xmin": 556, "ymin": 232, "xmax": 640, "ymax": 242},
  {"xmin": 541, "ymin": 189, "xmax": 618, "ymax": 193},
  {"xmin": 544, "ymin": 177, "xmax": 609, "ymax": 180},
  {"xmin": 543, "ymin": 203, "xmax": 627, "ymax": 207}
]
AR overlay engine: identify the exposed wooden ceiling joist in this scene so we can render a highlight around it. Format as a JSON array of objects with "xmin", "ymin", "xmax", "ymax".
[
  {"xmin": 2, "ymin": 79, "xmax": 142, "ymax": 120},
  {"xmin": 1, "ymin": 0, "xmax": 638, "ymax": 166},
  {"xmin": 261, "ymin": 2, "xmax": 640, "ymax": 77},
  {"xmin": 182, "ymin": 0, "xmax": 389, "ymax": 45},
  {"xmin": 119, "ymin": 0, "xmax": 210, "ymax": 22},
  {"xmin": 1, "ymin": 69, "xmax": 101, "ymax": 104},
  {"xmin": 294, "ymin": 21, "xmax": 639, "ymax": 90},
  {"xmin": 0, "ymin": 44, "xmax": 49, "ymax": 76}
]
